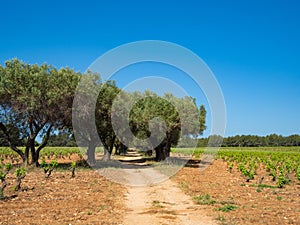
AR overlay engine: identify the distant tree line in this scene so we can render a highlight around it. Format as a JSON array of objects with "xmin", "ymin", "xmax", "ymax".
[
  {"xmin": 196, "ymin": 134, "xmax": 300, "ymax": 147},
  {"xmin": 43, "ymin": 133, "xmax": 300, "ymax": 148}
]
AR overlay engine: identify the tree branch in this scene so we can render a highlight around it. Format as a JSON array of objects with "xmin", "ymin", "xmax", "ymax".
[
  {"xmin": 37, "ymin": 125, "xmax": 53, "ymax": 154},
  {"xmin": 0, "ymin": 122, "xmax": 25, "ymax": 159}
]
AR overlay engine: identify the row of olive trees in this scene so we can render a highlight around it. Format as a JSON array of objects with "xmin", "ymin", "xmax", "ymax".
[
  {"xmin": 0, "ymin": 59, "xmax": 207, "ymax": 166},
  {"xmin": 73, "ymin": 81, "xmax": 207, "ymax": 163}
]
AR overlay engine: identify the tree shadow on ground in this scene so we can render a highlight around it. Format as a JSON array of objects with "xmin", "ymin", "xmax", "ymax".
[{"xmin": 54, "ymin": 155, "xmax": 213, "ymax": 172}]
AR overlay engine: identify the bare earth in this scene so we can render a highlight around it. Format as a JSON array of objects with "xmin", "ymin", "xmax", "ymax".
[
  {"xmin": 0, "ymin": 169, "xmax": 125, "ymax": 225},
  {"xmin": 122, "ymin": 168, "xmax": 216, "ymax": 225},
  {"xmin": 1, "ymin": 154, "xmax": 299, "ymax": 224},
  {"xmin": 173, "ymin": 159, "xmax": 300, "ymax": 225}
]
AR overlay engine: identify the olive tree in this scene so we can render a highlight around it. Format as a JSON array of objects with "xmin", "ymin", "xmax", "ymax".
[
  {"xmin": 129, "ymin": 92, "xmax": 206, "ymax": 161},
  {"xmin": 96, "ymin": 80, "xmax": 121, "ymax": 161},
  {"xmin": 0, "ymin": 59, "xmax": 80, "ymax": 166},
  {"xmin": 72, "ymin": 76, "xmax": 122, "ymax": 162}
]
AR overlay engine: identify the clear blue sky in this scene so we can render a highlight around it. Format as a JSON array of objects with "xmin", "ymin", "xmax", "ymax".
[{"xmin": 1, "ymin": 0, "xmax": 299, "ymax": 137}]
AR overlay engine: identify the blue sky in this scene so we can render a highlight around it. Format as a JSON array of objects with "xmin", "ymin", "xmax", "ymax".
[{"xmin": 1, "ymin": 0, "xmax": 299, "ymax": 137}]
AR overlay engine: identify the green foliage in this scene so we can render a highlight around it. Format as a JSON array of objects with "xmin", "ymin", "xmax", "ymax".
[
  {"xmin": 41, "ymin": 159, "xmax": 58, "ymax": 178},
  {"xmin": 269, "ymin": 170, "xmax": 277, "ymax": 181},
  {"xmin": 0, "ymin": 163, "xmax": 11, "ymax": 199},
  {"xmin": 0, "ymin": 124, "xmax": 24, "ymax": 147},
  {"xmin": 193, "ymin": 194, "xmax": 217, "ymax": 205},
  {"xmin": 0, "ymin": 59, "xmax": 81, "ymax": 165},
  {"xmin": 15, "ymin": 167, "xmax": 26, "ymax": 177},
  {"xmin": 51, "ymin": 160, "xmax": 58, "ymax": 168},
  {"xmin": 70, "ymin": 161, "xmax": 76, "ymax": 178},
  {"xmin": 0, "ymin": 164, "xmax": 11, "ymax": 184},
  {"xmin": 71, "ymin": 161, "xmax": 76, "ymax": 168},
  {"xmin": 217, "ymin": 204, "xmax": 238, "ymax": 212},
  {"xmin": 47, "ymin": 133, "xmax": 77, "ymax": 147},
  {"xmin": 228, "ymin": 162, "xmax": 234, "ymax": 172},
  {"xmin": 1, "ymin": 59, "xmax": 208, "ymax": 164},
  {"xmin": 5, "ymin": 163, "xmax": 12, "ymax": 172},
  {"xmin": 238, "ymin": 163, "xmax": 254, "ymax": 181},
  {"xmin": 251, "ymin": 184, "xmax": 277, "ymax": 189},
  {"xmin": 14, "ymin": 167, "xmax": 26, "ymax": 191},
  {"xmin": 73, "ymin": 77, "xmax": 121, "ymax": 162},
  {"xmin": 296, "ymin": 167, "xmax": 300, "ymax": 181},
  {"xmin": 96, "ymin": 80, "xmax": 121, "ymax": 161},
  {"xmin": 0, "ymin": 170, "xmax": 6, "ymax": 181},
  {"xmin": 277, "ymin": 167, "xmax": 290, "ymax": 188},
  {"xmin": 215, "ymin": 147, "xmax": 300, "ymax": 187},
  {"xmin": 198, "ymin": 134, "xmax": 300, "ymax": 147},
  {"xmin": 285, "ymin": 161, "xmax": 292, "ymax": 173}
]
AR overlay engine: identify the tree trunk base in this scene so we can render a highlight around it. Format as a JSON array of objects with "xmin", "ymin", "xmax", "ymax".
[{"xmin": 102, "ymin": 150, "xmax": 111, "ymax": 161}]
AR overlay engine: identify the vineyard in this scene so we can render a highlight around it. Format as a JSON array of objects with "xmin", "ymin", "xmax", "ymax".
[
  {"xmin": 1, "ymin": 146, "xmax": 300, "ymax": 188},
  {"xmin": 1, "ymin": 146, "xmax": 300, "ymax": 190},
  {"xmin": 173, "ymin": 147, "xmax": 300, "ymax": 188},
  {"xmin": 172, "ymin": 147, "xmax": 300, "ymax": 224},
  {"xmin": 1, "ymin": 146, "xmax": 300, "ymax": 224},
  {"xmin": 218, "ymin": 147, "xmax": 300, "ymax": 188}
]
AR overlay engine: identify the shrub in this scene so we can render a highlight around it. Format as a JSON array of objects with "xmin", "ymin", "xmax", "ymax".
[
  {"xmin": 41, "ymin": 159, "xmax": 58, "ymax": 178},
  {"xmin": 14, "ymin": 167, "xmax": 26, "ymax": 191}
]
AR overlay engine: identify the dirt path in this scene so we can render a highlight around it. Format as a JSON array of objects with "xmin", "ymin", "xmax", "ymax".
[{"xmin": 121, "ymin": 168, "xmax": 216, "ymax": 225}]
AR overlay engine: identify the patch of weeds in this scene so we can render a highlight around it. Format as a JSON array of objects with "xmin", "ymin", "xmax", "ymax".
[
  {"xmin": 87, "ymin": 210, "xmax": 92, "ymax": 215},
  {"xmin": 217, "ymin": 204, "xmax": 238, "ymax": 212},
  {"xmin": 193, "ymin": 194, "xmax": 217, "ymax": 205},
  {"xmin": 193, "ymin": 151, "xmax": 201, "ymax": 159},
  {"xmin": 256, "ymin": 188, "xmax": 262, "ymax": 193},
  {"xmin": 250, "ymin": 184, "xmax": 277, "ymax": 189},
  {"xmin": 152, "ymin": 200, "xmax": 165, "ymax": 208},
  {"xmin": 240, "ymin": 183, "xmax": 246, "ymax": 186},
  {"xmin": 277, "ymin": 196, "xmax": 282, "ymax": 200},
  {"xmin": 277, "ymin": 171, "xmax": 290, "ymax": 188}
]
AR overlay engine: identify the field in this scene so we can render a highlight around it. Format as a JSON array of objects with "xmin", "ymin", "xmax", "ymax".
[
  {"xmin": 173, "ymin": 147, "xmax": 300, "ymax": 225},
  {"xmin": 0, "ymin": 146, "xmax": 300, "ymax": 224}
]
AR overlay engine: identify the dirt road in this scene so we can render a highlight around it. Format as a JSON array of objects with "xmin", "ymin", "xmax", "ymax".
[{"xmin": 121, "ymin": 168, "xmax": 216, "ymax": 225}]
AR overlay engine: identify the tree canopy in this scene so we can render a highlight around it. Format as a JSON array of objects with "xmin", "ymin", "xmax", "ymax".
[
  {"xmin": 0, "ymin": 59, "xmax": 80, "ymax": 165},
  {"xmin": 1, "ymin": 58, "xmax": 207, "ymax": 165},
  {"xmin": 126, "ymin": 92, "xmax": 205, "ymax": 161}
]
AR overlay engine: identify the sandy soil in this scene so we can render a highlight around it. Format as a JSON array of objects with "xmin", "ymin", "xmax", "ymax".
[
  {"xmin": 1, "ymin": 154, "xmax": 299, "ymax": 225},
  {"xmin": 122, "ymin": 168, "xmax": 216, "ymax": 225},
  {"xmin": 0, "ymin": 168, "xmax": 125, "ymax": 225},
  {"xmin": 172, "ymin": 159, "xmax": 300, "ymax": 225}
]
